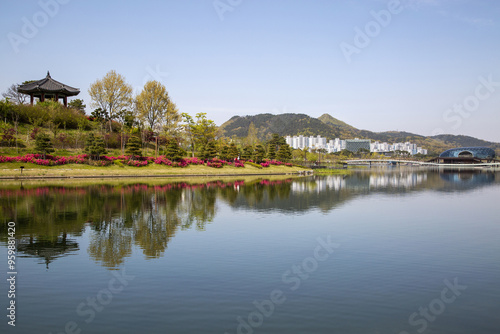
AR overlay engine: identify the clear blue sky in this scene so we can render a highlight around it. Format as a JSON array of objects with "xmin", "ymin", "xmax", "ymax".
[{"xmin": 1, "ymin": 0, "xmax": 499, "ymax": 142}]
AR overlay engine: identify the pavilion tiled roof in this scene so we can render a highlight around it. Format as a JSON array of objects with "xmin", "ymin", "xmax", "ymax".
[{"xmin": 17, "ymin": 71, "xmax": 80, "ymax": 96}]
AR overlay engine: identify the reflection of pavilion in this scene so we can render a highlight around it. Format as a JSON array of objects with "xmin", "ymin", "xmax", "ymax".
[
  {"xmin": 17, "ymin": 71, "xmax": 80, "ymax": 107},
  {"xmin": 17, "ymin": 233, "xmax": 79, "ymax": 269}
]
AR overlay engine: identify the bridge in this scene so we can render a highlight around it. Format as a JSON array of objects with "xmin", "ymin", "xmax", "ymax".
[{"xmin": 342, "ymin": 159, "xmax": 500, "ymax": 168}]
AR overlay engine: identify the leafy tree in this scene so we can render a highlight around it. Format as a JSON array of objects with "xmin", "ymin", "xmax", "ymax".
[
  {"xmin": 84, "ymin": 133, "xmax": 107, "ymax": 160},
  {"xmin": 277, "ymin": 143, "xmax": 292, "ymax": 162},
  {"xmin": 88, "ymin": 70, "xmax": 133, "ymax": 132},
  {"xmin": 241, "ymin": 145, "xmax": 253, "ymax": 160},
  {"xmin": 126, "ymin": 136, "xmax": 142, "ymax": 159},
  {"xmin": 68, "ymin": 99, "xmax": 86, "ymax": 114},
  {"xmin": 90, "ymin": 108, "xmax": 108, "ymax": 133},
  {"xmin": 35, "ymin": 133, "xmax": 54, "ymax": 159},
  {"xmin": 191, "ymin": 113, "xmax": 218, "ymax": 149},
  {"xmin": 254, "ymin": 144, "xmax": 266, "ymax": 163},
  {"xmin": 115, "ymin": 109, "xmax": 136, "ymax": 154},
  {"xmin": 165, "ymin": 140, "xmax": 183, "ymax": 161},
  {"xmin": 163, "ymin": 101, "xmax": 181, "ymax": 139},
  {"xmin": 245, "ymin": 122, "xmax": 258, "ymax": 146},
  {"xmin": 135, "ymin": 80, "xmax": 170, "ymax": 131},
  {"xmin": 181, "ymin": 113, "xmax": 196, "ymax": 156}
]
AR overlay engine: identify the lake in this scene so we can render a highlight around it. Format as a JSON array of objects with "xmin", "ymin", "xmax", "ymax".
[{"xmin": 1, "ymin": 169, "xmax": 499, "ymax": 334}]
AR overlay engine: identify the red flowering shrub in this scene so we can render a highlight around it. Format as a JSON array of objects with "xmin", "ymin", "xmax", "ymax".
[
  {"xmin": 124, "ymin": 160, "xmax": 149, "ymax": 167},
  {"xmin": 185, "ymin": 157, "xmax": 204, "ymax": 165}
]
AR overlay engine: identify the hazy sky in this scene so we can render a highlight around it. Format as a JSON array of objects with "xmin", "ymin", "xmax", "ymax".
[{"xmin": 1, "ymin": 0, "xmax": 499, "ymax": 142}]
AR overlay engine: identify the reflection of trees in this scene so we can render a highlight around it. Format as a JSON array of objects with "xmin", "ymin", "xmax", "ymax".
[
  {"xmin": 1, "ymin": 172, "xmax": 498, "ymax": 269},
  {"xmin": 179, "ymin": 188, "xmax": 217, "ymax": 231},
  {"xmin": 88, "ymin": 217, "xmax": 133, "ymax": 267}
]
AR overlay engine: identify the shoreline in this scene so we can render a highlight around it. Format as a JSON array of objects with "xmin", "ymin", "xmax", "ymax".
[{"xmin": 0, "ymin": 171, "xmax": 311, "ymax": 180}]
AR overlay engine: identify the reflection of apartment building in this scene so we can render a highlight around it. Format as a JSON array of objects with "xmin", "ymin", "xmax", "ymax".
[{"xmin": 285, "ymin": 135, "xmax": 428, "ymax": 155}]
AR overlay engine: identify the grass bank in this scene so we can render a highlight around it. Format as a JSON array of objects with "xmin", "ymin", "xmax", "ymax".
[{"xmin": 0, "ymin": 161, "xmax": 310, "ymax": 179}]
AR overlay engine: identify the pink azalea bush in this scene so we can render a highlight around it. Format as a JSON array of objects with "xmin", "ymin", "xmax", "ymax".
[
  {"xmin": 125, "ymin": 159, "xmax": 149, "ymax": 167},
  {"xmin": 0, "ymin": 154, "xmax": 290, "ymax": 168}
]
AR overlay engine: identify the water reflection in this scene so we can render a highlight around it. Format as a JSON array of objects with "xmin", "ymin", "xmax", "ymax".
[{"xmin": 1, "ymin": 170, "xmax": 498, "ymax": 269}]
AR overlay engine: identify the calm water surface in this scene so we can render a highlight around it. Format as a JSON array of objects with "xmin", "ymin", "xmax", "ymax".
[{"xmin": 1, "ymin": 170, "xmax": 499, "ymax": 334}]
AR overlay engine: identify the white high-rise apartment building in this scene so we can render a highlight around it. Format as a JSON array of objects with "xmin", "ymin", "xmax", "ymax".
[{"xmin": 285, "ymin": 135, "xmax": 426, "ymax": 155}]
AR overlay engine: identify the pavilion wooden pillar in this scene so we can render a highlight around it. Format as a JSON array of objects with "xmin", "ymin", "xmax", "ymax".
[
  {"xmin": 30, "ymin": 94, "xmax": 34, "ymax": 105},
  {"xmin": 63, "ymin": 96, "xmax": 68, "ymax": 107}
]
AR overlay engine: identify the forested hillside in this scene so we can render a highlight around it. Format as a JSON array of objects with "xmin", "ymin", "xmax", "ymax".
[{"xmin": 220, "ymin": 113, "xmax": 500, "ymax": 156}]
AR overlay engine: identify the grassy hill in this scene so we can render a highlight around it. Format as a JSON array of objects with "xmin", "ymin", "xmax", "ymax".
[{"xmin": 220, "ymin": 113, "xmax": 500, "ymax": 156}]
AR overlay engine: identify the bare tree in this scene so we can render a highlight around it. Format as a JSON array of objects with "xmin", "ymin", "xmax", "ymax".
[{"xmin": 2, "ymin": 84, "xmax": 28, "ymax": 104}]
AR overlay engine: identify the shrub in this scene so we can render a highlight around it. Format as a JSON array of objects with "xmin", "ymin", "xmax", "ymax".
[
  {"xmin": 245, "ymin": 161, "xmax": 263, "ymax": 169},
  {"xmin": 125, "ymin": 136, "xmax": 142, "ymax": 159},
  {"xmin": 34, "ymin": 133, "xmax": 54, "ymax": 159}
]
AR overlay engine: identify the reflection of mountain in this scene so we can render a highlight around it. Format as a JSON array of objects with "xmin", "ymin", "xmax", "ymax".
[
  {"xmin": 222, "ymin": 171, "xmax": 499, "ymax": 213},
  {"xmin": 1, "ymin": 172, "xmax": 499, "ymax": 268}
]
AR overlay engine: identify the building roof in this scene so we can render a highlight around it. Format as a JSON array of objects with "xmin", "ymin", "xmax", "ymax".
[
  {"xmin": 17, "ymin": 71, "xmax": 80, "ymax": 96},
  {"xmin": 439, "ymin": 147, "xmax": 496, "ymax": 159}
]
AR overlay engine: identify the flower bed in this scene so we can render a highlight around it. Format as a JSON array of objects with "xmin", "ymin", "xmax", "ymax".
[{"xmin": 0, "ymin": 154, "xmax": 291, "ymax": 169}]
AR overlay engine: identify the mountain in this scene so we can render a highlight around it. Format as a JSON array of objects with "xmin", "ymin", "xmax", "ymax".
[{"xmin": 219, "ymin": 113, "xmax": 500, "ymax": 155}]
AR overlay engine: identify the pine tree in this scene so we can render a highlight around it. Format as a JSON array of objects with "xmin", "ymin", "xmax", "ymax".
[
  {"xmin": 35, "ymin": 133, "xmax": 54, "ymax": 159},
  {"xmin": 254, "ymin": 144, "xmax": 266, "ymax": 163},
  {"xmin": 220, "ymin": 145, "xmax": 230, "ymax": 161},
  {"xmin": 241, "ymin": 145, "xmax": 253, "ymax": 160},
  {"xmin": 277, "ymin": 143, "xmax": 292, "ymax": 162},
  {"xmin": 202, "ymin": 141, "xmax": 218, "ymax": 160},
  {"xmin": 228, "ymin": 142, "xmax": 240, "ymax": 160},
  {"xmin": 267, "ymin": 143, "xmax": 277, "ymax": 160},
  {"xmin": 84, "ymin": 133, "xmax": 107, "ymax": 160},
  {"xmin": 165, "ymin": 140, "xmax": 183, "ymax": 161},
  {"xmin": 126, "ymin": 136, "xmax": 142, "ymax": 159}
]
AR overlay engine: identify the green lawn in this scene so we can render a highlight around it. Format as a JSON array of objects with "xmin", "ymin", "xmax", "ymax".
[{"xmin": 0, "ymin": 161, "xmax": 309, "ymax": 178}]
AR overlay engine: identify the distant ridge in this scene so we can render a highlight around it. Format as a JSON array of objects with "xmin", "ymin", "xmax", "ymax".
[{"xmin": 219, "ymin": 113, "xmax": 500, "ymax": 155}]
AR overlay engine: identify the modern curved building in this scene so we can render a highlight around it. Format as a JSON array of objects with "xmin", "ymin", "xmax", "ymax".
[
  {"xmin": 439, "ymin": 147, "xmax": 496, "ymax": 159},
  {"xmin": 431, "ymin": 147, "xmax": 497, "ymax": 164}
]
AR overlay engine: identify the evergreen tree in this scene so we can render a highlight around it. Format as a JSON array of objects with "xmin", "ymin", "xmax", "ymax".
[
  {"xmin": 219, "ymin": 145, "xmax": 230, "ymax": 161},
  {"xmin": 84, "ymin": 133, "xmax": 107, "ymax": 160},
  {"xmin": 241, "ymin": 145, "xmax": 253, "ymax": 160},
  {"xmin": 202, "ymin": 141, "xmax": 218, "ymax": 160},
  {"xmin": 267, "ymin": 143, "xmax": 277, "ymax": 160},
  {"xmin": 35, "ymin": 133, "xmax": 54, "ymax": 159},
  {"xmin": 165, "ymin": 140, "xmax": 183, "ymax": 161},
  {"xmin": 126, "ymin": 136, "xmax": 142, "ymax": 159},
  {"xmin": 228, "ymin": 142, "xmax": 240, "ymax": 160},
  {"xmin": 254, "ymin": 144, "xmax": 266, "ymax": 163},
  {"xmin": 277, "ymin": 143, "xmax": 292, "ymax": 162}
]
